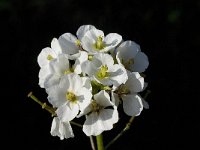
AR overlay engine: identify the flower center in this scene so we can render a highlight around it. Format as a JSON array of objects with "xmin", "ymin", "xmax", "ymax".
[
  {"xmin": 75, "ymin": 40, "xmax": 81, "ymax": 47},
  {"xmin": 64, "ymin": 68, "xmax": 74, "ymax": 75},
  {"xmin": 117, "ymin": 85, "xmax": 130, "ymax": 95},
  {"xmin": 66, "ymin": 91, "xmax": 77, "ymax": 103},
  {"xmin": 121, "ymin": 58, "xmax": 134, "ymax": 70},
  {"xmin": 96, "ymin": 65, "xmax": 109, "ymax": 79},
  {"xmin": 88, "ymin": 54, "xmax": 93, "ymax": 61},
  {"xmin": 94, "ymin": 36, "xmax": 105, "ymax": 50},
  {"xmin": 47, "ymin": 54, "xmax": 54, "ymax": 61},
  {"xmin": 91, "ymin": 100, "xmax": 103, "ymax": 113}
]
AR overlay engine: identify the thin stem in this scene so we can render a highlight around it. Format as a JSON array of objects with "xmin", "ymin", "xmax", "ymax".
[
  {"xmin": 70, "ymin": 121, "xmax": 82, "ymax": 128},
  {"xmin": 105, "ymin": 117, "xmax": 135, "ymax": 150},
  {"xmin": 90, "ymin": 136, "xmax": 96, "ymax": 150},
  {"xmin": 96, "ymin": 134, "xmax": 105, "ymax": 150},
  {"xmin": 27, "ymin": 92, "xmax": 56, "ymax": 116}
]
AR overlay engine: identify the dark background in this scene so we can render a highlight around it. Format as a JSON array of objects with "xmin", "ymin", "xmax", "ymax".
[{"xmin": 1, "ymin": 0, "xmax": 199, "ymax": 149}]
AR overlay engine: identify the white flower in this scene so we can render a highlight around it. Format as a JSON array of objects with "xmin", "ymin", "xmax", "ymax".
[
  {"xmin": 81, "ymin": 28, "xmax": 122, "ymax": 54},
  {"xmin": 50, "ymin": 117, "xmax": 74, "ymax": 140},
  {"xmin": 40, "ymin": 54, "xmax": 70, "ymax": 88},
  {"xmin": 82, "ymin": 90, "xmax": 118, "ymax": 136},
  {"xmin": 58, "ymin": 25, "xmax": 96, "ymax": 55},
  {"xmin": 37, "ymin": 38, "xmax": 62, "ymax": 68},
  {"xmin": 114, "ymin": 72, "xmax": 144, "ymax": 116},
  {"xmin": 47, "ymin": 73, "xmax": 92, "ymax": 121},
  {"xmin": 38, "ymin": 65, "xmax": 51, "ymax": 88},
  {"xmin": 76, "ymin": 25, "xmax": 96, "ymax": 40},
  {"xmin": 83, "ymin": 53, "xmax": 128, "ymax": 87},
  {"xmin": 116, "ymin": 41, "xmax": 149, "ymax": 73}
]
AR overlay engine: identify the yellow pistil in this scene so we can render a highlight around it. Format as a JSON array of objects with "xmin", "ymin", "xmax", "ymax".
[
  {"xmin": 91, "ymin": 100, "xmax": 102, "ymax": 113},
  {"xmin": 121, "ymin": 58, "xmax": 134, "ymax": 70},
  {"xmin": 88, "ymin": 54, "xmax": 93, "ymax": 61},
  {"xmin": 66, "ymin": 91, "xmax": 77, "ymax": 103},
  {"xmin": 47, "ymin": 54, "xmax": 53, "ymax": 61},
  {"xmin": 96, "ymin": 65, "xmax": 109, "ymax": 79},
  {"xmin": 94, "ymin": 36, "xmax": 105, "ymax": 50},
  {"xmin": 117, "ymin": 85, "xmax": 130, "ymax": 95},
  {"xmin": 75, "ymin": 40, "xmax": 81, "ymax": 47},
  {"xmin": 64, "ymin": 68, "xmax": 74, "ymax": 75}
]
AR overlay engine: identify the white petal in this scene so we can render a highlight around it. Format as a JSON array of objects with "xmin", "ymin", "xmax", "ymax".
[
  {"xmin": 122, "ymin": 94, "xmax": 143, "ymax": 116},
  {"xmin": 44, "ymin": 54, "xmax": 70, "ymax": 88},
  {"xmin": 58, "ymin": 33, "xmax": 79, "ymax": 54},
  {"xmin": 38, "ymin": 65, "xmax": 51, "ymax": 88},
  {"xmin": 94, "ymin": 90, "xmax": 113, "ymax": 107},
  {"xmin": 125, "ymin": 72, "xmax": 144, "ymax": 93},
  {"xmin": 82, "ymin": 77, "xmax": 92, "ymax": 91},
  {"xmin": 58, "ymin": 120, "xmax": 74, "ymax": 139},
  {"xmin": 46, "ymin": 85, "xmax": 66, "ymax": 107},
  {"xmin": 51, "ymin": 38, "xmax": 62, "ymax": 54},
  {"xmin": 99, "ymin": 108, "xmax": 118, "ymax": 129},
  {"xmin": 50, "ymin": 117, "xmax": 74, "ymax": 140},
  {"xmin": 74, "ymin": 51, "xmax": 88, "ymax": 74},
  {"xmin": 139, "ymin": 95, "xmax": 149, "ymax": 109},
  {"xmin": 76, "ymin": 25, "xmax": 96, "ymax": 40},
  {"xmin": 133, "ymin": 52, "xmax": 149, "ymax": 72},
  {"xmin": 117, "ymin": 41, "xmax": 140, "ymax": 59},
  {"xmin": 109, "ymin": 64, "xmax": 128, "ymax": 87},
  {"xmin": 81, "ymin": 60, "xmax": 97, "ymax": 76},
  {"xmin": 66, "ymin": 73, "xmax": 83, "ymax": 92},
  {"xmin": 49, "ymin": 54, "xmax": 69, "ymax": 74},
  {"xmin": 37, "ymin": 47, "xmax": 57, "ymax": 68},
  {"xmin": 83, "ymin": 112, "xmax": 100, "ymax": 136},
  {"xmin": 103, "ymin": 33, "xmax": 122, "ymax": 51},
  {"xmin": 94, "ymin": 53, "xmax": 114, "ymax": 68},
  {"xmin": 77, "ymin": 87, "xmax": 92, "ymax": 112},
  {"xmin": 81, "ymin": 29, "xmax": 104, "ymax": 53},
  {"xmin": 56, "ymin": 103, "xmax": 79, "ymax": 122},
  {"xmin": 111, "ymin": 92, "xmax": 120, "ymax": 107},
  {"xmin": 83, "ymin": 108, "xmax": 118, "ymax": 136},
  {"xmin": 112, "ymin": 106, "xmax": 119, "ymax": 124}
]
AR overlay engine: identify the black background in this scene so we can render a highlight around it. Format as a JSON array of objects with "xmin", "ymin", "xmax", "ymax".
[{"xmin": 1, "ymin": 0, "xmax": 199, "ymax": 149}]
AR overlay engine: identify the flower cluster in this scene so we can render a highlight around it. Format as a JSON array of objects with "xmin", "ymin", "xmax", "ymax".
[{"xmin": 37, "ymin": 25, "xmax": 149, "ymax": 140}]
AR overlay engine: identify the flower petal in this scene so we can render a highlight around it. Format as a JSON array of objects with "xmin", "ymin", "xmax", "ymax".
[
  {"xmin": 77, "ymin": 87, "xmax": 92, "ymax": 112},
  {"xmin": 133, "ymin": 52, "xmax": 149, "ymax": 72},
  {"xmin": 76, "ymin": 25, "xmax": 96, "ymax": 40},
  {"xmin": 116, "ymin": 41, "xmax": 140, "ymax": 62},
  {"xmin": 111, "ymin": 92, "xmax": 120, "ymax": 107},
  {"xmin": 94, "ymin": 90, "xmax": 113, "ymax": 107},
  {"xmin": 38, "ymin": 65, "xmax": 51, "ymax": 88},
  {"xmin": 46, "ymin": 84, "xmax": 66, "ymax": 107},
  {"xmin": 83, "ymin": 112, "xmax": 100, "ymax": 136},
  {"xmin": 94, "ymin": 53, "xmax": 114, "ymax": 68},
  {"xmin": 125, "ymin": 72, "xmax": 144, "ymax": 93},
  {"xmin": 58, "ymin": 33, "xmax": 79, "ymax": 54},
  {"xmin": 56, "ymin": 103, "xmax": 79, "ymax": 122},
  {"xmin": 122, "ymin": 94, "xmax": 143, "ymax": 116},
  {"xmin": 37, "ymin": 47, "xmax": 57, "ymax": 68},
  {"xmin": 51, "ymin": 38, "xmax": 62, "ymax": 54},
  {"xmin": 50, "ymin": 117, "xmax": 74, "ymax": 140},
  {"xmin": 104, "ymin": 33, "xmax": 122, "ymax": 52},
  {"xmin": 109, "ymin": 64, "xmax": 128, "ymax": 87},
  {"xmin": 81, "ymin": 29, "xmax": 104, "ymax": 53}
]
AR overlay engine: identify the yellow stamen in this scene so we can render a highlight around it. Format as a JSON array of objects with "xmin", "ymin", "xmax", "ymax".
[
  {"xmin": 47, "ymin": 54, "xmax": 53, "ymax": 60},
  {"xmin": 66, "ymin": 91, "xmax": 77, "ymax": 103},
  {"xmin": 96, "ymin": 65, "xmax": 109, "ymax": 79},
  {"xmin": 94, "ymin": 36, "xmax": 105, "ymax": 50}
]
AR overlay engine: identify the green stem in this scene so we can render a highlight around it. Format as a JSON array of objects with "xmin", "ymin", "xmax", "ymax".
[
  {"xmin": 28, "ymin": 92, "xmax": 56, "ymax": 116},
  {"xmin": 96, "ymin": 134, "xmax": 105, "ymax": 150},
  {"xmin": 105, "ymin": 117, "xmax": 135, "ymax": 149}
]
